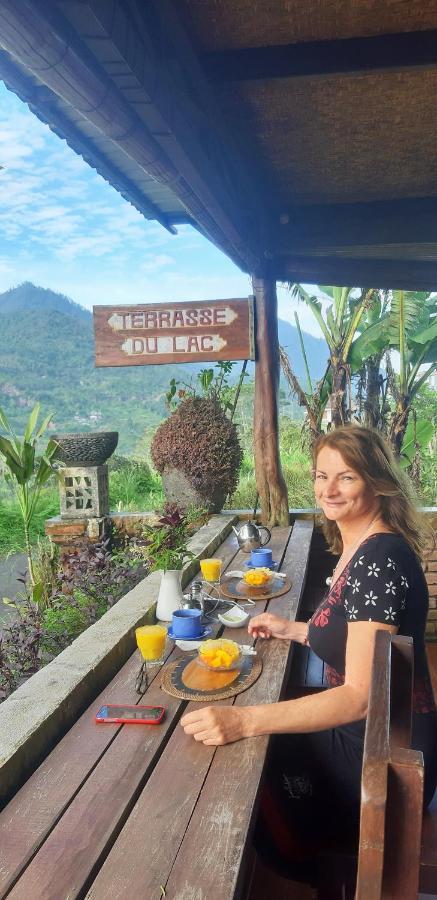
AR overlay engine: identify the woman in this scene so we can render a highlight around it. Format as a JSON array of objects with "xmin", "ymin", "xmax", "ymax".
[{"xmin": 181, "ymin": 426, "xmax": 437, "ymax": 846}]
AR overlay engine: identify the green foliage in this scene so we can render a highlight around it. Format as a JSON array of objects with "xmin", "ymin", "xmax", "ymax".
[
  {"xmin": 0, "ymin": 403, "xmax": 59, "ymax": 583},
  {"xmin": 165, "ymin": 360, "xmax": 246, "ymax": 417},
  {"xmin": 136, "ymin": 505, "xmax": 198, "ymax": 571},
  {"xmin": 108, "ymin": 456, "xmax": 162, "ymax": 510}
]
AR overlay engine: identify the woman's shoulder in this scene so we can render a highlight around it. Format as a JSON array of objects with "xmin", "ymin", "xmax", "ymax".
[{"xmin": 357, "ymin": 532, "xmax": 418, "ymax": 569}]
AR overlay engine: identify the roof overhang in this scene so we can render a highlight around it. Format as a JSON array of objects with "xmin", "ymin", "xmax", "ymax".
[{"xmin": 1, "ymin": 0, "xmax": 437, "ymax": 289}]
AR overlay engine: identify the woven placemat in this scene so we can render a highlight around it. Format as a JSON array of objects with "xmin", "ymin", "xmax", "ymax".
[
  {"xmin": 220, "ymin": 575, "xmax": 291, "ymax": 602},
  {"xmin": 160, "ymin": 653, "xmax": 263, "ymax": 702}
]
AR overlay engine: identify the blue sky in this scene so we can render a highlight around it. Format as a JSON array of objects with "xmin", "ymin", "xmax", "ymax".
[{"xmin": 0, "ymin": 80, "xmax": 323, "ymax": 337}]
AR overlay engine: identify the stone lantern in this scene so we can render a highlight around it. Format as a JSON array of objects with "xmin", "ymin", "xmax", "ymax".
[{"xmin": 45, "ymin": 431, "xmax": 118, "ymax": 553}]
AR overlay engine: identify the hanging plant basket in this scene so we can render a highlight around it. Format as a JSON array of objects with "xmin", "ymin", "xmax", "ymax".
[{"xmin": 151, "ymin": 397, "xmax": 242, "ymax": 513}]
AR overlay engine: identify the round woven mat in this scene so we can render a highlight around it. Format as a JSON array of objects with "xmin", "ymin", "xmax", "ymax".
[
  {"xmin": 220, "ymin": 575, "xmax": 291, "ymax": 602},
  {"xmin": 160, "ymin": 653, "xmax": 262, "ymax": 701}
]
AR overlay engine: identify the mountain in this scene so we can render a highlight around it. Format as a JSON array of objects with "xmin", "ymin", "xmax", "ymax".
[{"xmin": 0, "ymin": 283, "xmax": 327, "ymax": 453}]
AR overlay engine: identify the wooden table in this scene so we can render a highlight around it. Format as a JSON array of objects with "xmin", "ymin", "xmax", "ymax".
[{"xmin": 0, "ymin": 520, "xmax": 313, "ymax": 900}]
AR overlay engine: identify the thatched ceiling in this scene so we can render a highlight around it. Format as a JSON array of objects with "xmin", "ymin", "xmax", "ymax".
[
  {"xmin": 217, "ymin": 69, "xmax": 437, "ymax": 206},
  {"xmin": 180, "ymin": 0, "xmax": 437, "ymax": 49},
  {"xmin": 1, "ymin": 0, "xmax": 437, "ymax": 287}
]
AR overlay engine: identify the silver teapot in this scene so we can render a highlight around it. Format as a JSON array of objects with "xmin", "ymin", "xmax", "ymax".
[{"xmin": 232, "ymin": 520, "xmax": 271, "ymax": 553}]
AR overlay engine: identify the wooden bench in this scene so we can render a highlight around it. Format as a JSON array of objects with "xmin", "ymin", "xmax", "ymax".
[
  {"xmin": 317, "ymin": 630, "xmax": 437, "ymax": 899},
  {"xmin": 0, "ymin": 519, "xmax": 314, "ymax": 900}
]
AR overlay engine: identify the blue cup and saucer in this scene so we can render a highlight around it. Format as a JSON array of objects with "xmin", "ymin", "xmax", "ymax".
[
  {"xmin": 243, "ymin": 559, "xmax": 278, "ymax": 570},
  {"xmin": 167, "ymin": 608, "xmax": 212, "ymax": 641},
  {"xmin": 243, "ymin": 548, "xmax": 278, "ymax": 570}
]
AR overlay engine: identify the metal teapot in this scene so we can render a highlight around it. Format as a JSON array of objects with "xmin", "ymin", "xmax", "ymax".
[{"xmin": 232, "ymin": 520, "xmax": 271, "ymax": 553}]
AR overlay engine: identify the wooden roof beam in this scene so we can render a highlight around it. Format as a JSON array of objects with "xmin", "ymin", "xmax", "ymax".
[
  {"xmin": 203, "ymin": 29, "xmax": 437, "ymax": 82},
  {"xmin": 272, "ymin": 198, "xmax": 437, "ymax": 253},
  {"xmin": 269, "ymin": 256, "xmax": 437, "ymax": 291}
]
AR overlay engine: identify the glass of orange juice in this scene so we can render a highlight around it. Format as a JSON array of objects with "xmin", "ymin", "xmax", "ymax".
[
  {"xmin": 135, "ymin": 625, "xmax": 167, "ymax": 693},
  {"xmin": 200, "ymin": 558, "xmax": 222, "ymax": 593}
]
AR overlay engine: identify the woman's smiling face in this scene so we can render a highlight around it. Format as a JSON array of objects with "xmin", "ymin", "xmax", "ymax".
[{"xmin": 314, "ymin": 446, "xmax": 379, "ymax": 524}]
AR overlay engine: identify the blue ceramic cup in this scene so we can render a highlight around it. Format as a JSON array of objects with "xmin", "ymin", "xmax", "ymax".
[
  {"xmin": 172, "ymin": 608, "xmax": 202, "ymax": 638},
  {"xmin": 251, "ymin": 547, "xmax": 273, "ymax": 567}
]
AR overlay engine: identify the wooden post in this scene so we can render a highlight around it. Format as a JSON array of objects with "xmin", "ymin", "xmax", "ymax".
[{"xmin": 253, "ymin": 276, "xmax": 289, "ymax": 527}]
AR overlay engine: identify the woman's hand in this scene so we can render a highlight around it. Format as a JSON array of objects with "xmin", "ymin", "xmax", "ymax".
[
  {"xmin": 248, "ymin": 613, "xmax": 308, "ymax": 644},
  {"xmin": 180, "ymin": 705, "xmax": 254, "ymax": 745}
]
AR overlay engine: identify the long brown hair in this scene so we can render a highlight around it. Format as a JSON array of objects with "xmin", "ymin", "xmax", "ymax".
[{"xmin": 314, "ymin": 425, "xmax": 431, "ymax": 560}]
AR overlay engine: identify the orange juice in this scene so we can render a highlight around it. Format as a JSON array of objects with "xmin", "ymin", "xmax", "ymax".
[
  {"xmin": 135, "ymin": 625, "xmax": 167, "ymax": 661},
  {"xmin": 200, "ymin": 558, "xmax": 222, "ymax": 582}
]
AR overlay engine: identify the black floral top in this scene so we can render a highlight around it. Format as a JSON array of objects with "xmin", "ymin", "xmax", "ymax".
[{"xmin": 308, "ymin": 533, "xmax": 436, "ymax": 714}]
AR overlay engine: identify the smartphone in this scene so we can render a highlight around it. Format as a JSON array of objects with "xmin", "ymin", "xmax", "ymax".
[{"xmin": 95, "ymin": 704, "xmax": 166, "ymax": 725}]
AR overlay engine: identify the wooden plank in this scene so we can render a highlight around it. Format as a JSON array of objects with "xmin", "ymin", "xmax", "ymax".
[
  {"xmin": 93, "ymin": 298, "xmax": 255, "ymax": 368},
  {"xmin": 269, "ymin": 255, "xmax": 437, "ymax": 293},
  {"xmin": 420, "ymin": 790, "xmax": 437, "ymax": 893},
  {"xmin": 273, "ymin": 197, "xmax": 437, "ymax": 252},
  {"xmin": 389, "ymin": 636, "xmax": 413, "ymax": 751},
  {"xmin": 157, "ymin": 521, "xmax": 314, "ymax": 900},
  {"xmin": 355, "ymin": 630, "xmax": 391, "ymax": 900},
  {"xmin": 5, "ymin": 675, "xmax": 186, "ymax": 900},
  {"xmin": 382, "ymin": 748, "xmax": 423, "ymax": 899},
  {"xmin": 203, "ymin": 30, "xmax": 437, "ymax": 82},
  {"xmin": 0, "ymin": 652, "xmax": 151, "ymax": 899},
  {"xmin": 82, "ymin": 527, "xmax": 294, "ymax": 899},
  {"xmin": 0, "ymin": 534, "xmax": 240, "ymax": 898}
]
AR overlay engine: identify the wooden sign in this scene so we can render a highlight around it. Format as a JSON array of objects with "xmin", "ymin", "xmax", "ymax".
[{"xmin": 93, "ymin": 297, "xmax": 255, "ymax": 366}]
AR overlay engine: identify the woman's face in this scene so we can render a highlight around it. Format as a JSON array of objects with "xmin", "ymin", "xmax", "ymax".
[{"xmin": 314, "ymin": 446, "xmax": 378, "ymax": 524}]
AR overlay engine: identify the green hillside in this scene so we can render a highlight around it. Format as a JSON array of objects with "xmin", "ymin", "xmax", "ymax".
[{"xmin": 0, "ymin": 283, "xmax": 327, "ymax": 454}]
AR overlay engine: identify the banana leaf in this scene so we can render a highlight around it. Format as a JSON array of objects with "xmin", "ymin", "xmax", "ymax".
[
  {"xmin": 24, "ymin": 403, "xmax": 40, "ymax": 443},
  {"xmin": 400, "ymin": 418, "xmax": 434, "ymax": 468},
  {"xmin": 348, "ymin": 318, "xmax": 390, "ymax": 371}
]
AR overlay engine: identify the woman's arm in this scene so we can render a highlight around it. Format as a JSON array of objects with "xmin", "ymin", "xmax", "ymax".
[
  {"xmin": 181, "ymin": 620, "xmax": 397, "ymax": 745},
  {"xmin": 248, "ymin": 613, "xmax": 309, "ymax": 644}
]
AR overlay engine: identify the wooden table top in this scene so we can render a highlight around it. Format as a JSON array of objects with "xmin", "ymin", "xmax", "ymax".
[{"xmin": 0, "ymin": 520, "xmax": 313, "ymax": 900}]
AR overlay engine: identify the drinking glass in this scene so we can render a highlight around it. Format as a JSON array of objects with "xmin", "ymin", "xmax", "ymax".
[
  {"xmin": 200, "ymin": 558, "xmax": 222, "ymax": 584},
  {"xmin": 135, "ymin": 624, "xmax": 167, "ymax": 694}
]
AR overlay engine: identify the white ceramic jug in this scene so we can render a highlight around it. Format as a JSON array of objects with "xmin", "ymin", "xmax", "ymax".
[{"xmin": 156, "ymin": 569, "xmax": 183, "ymax": 621}]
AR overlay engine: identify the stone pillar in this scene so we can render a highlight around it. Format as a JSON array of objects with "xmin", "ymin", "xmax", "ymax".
[{"xmin": 60, "ymin": 465, "xmax": 109, "ymax": 518}]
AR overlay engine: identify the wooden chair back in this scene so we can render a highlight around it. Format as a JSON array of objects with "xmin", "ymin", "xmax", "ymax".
[{"xmin": 356, "ymin": 630, "xmax": 424, "ymax": 900}]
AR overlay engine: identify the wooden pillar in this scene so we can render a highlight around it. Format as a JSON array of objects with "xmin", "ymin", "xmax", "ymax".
[{"xmin": 253, "ymin": 276, "xmax": 289, "ymax": 527}]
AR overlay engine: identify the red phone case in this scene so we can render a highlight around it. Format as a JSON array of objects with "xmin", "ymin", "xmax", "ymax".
[{"xmin": 95, "ymin": 704, "xmax": 166, "ymax": 725}]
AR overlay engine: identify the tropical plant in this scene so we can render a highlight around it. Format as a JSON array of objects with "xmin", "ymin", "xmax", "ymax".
[
  {"xmin": 281, "ymin": 285, "xmax": 383, "ymax": 445},
  {"xmin": 135, "ymin": 505, "xmax": 197, "ymax": 572},
  {"xmin": 165, "ymin": 360, "xmax": 248, "ymax": 419},
  {"xmin": 385, "ymin": 291, "xmax": 437, "ymax": 456},
  {"xmin": 0, "ymin": 403, "xmax": 59, "ymax": 585}
]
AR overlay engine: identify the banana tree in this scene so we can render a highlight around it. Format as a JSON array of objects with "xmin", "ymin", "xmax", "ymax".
[
  {"xmin": 290, "ymin": 283, "xmax": 380, "ymax": 427},
  {"xmin": 386, "ymin": 291, "xmax": 437, "ymax": 456},
  {"xmin": 279, "ymin": 310, "xmax": 330, "ymax": 450},
  {"xmin": 0, "ymin": 404, "xmax": 59, "ymax": 585}
]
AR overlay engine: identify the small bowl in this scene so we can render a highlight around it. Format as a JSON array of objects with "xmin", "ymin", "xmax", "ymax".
[
  {"xmin": 242, "ymin": 567, "xmax": 275, "ymax": 588},
  {"xmin": 196, "ymin": 652, "xmax": 242, "ymax": 672},
  {"xmin": 218, "ymin": 607, "xmax": 250, "ymax": 628},
  {"xmin": 197, "ymin": 639, "xmax": 241, "ymax": 671}
]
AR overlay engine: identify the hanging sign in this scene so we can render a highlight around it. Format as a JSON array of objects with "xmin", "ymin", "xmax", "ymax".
[{"xmin": 93, "ymin": 297, "xmax": 255, "ymax": 367}]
